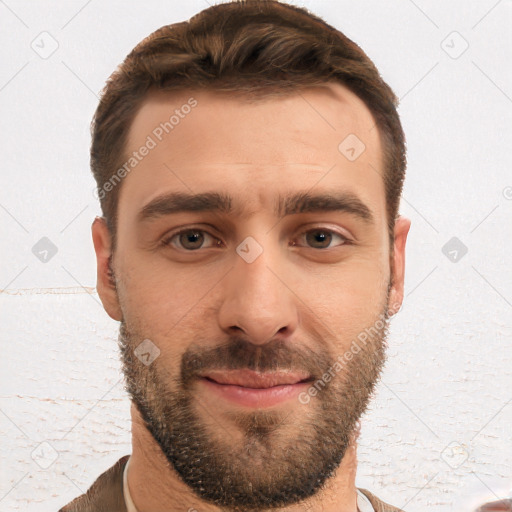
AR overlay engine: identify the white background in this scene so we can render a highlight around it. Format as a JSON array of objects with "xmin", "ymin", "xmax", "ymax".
[{"xmin": 1, "ymin": 1, "xmax": 511, "ymax": 510}]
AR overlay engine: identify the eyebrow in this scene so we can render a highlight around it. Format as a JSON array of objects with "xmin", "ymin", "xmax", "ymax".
[{"xmin": 137, "ymin": 190, "xmax": 374, "ymax": 224}]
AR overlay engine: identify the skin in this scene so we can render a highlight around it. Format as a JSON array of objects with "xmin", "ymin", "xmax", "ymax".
[{"xmin": 92, "ymin": 82, "xmax": 410, "ymax": 511}]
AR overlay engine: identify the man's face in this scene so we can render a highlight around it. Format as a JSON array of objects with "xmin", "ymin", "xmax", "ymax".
[{"xmin": 93, "ymin": 83, "xmax": 409, "ymax": 510}]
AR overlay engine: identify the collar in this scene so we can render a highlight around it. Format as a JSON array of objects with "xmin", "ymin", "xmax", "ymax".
[
  {"xmin": 123, "ymin": 455, "xmax": 139, "ymax": 512},
  {"xmin": 357, "ymin": 488, "xmax": 376, "ymax": 512},
  {"xmin": 123, "ymin": 456, "xmax": 374, "ymax": 512}
]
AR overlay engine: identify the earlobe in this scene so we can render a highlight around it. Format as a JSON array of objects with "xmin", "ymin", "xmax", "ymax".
[
  {"xmin": 388, "ymin": 215, "xmax": 411, "ymax": 316},
  {"xmin": 91, "ymin": 217, "xmax": 123, "ymax": 321}
]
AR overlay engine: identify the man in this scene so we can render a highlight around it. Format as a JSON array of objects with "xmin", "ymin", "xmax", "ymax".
[{"xmin": 60, "ymin": 0, "xmax": 410, "ymax": 510}]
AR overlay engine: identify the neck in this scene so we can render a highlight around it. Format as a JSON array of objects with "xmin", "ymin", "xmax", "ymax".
[{"xmin": 127, "ymin": 402, "xmax": 360, "ymax": 512}]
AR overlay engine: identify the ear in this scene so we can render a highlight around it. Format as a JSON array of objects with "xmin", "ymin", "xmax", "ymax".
[
  {"xmin": 387, "ymin": 215, "xmax": 411, "ymax": 316},
  {"xmin": 91, "ymin": 217, "xmax": 123, "ymax": 321}
]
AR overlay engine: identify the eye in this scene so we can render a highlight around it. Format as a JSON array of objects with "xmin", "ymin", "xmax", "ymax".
[
  {"xmin": 292, "ymin": 228, "xmax": 350, "ymax": 250},
  {"xmin": 161, "ymin": 226, "xmax": 350, "ymax": 252},
  {"xmin": 161, "ymin": 228, "xmax": 221, "ymax": 251}
]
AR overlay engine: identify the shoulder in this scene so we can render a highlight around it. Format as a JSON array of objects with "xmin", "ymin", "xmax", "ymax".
[{"xmin": 59, "ymin": 455, "xmax": 130, "ymax": 512}]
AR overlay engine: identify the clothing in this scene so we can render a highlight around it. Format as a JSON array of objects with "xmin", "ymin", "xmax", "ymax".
[
  {"xmin": 123, "ymin": 456, "xmax": 137, "ymax": 512},
  {"xmin": 59, "ymin": 454, "xmax": 405, "ymax": 512},
  {"xmin": 356, "ymin": 488, "xmax": 377, "ymax": 512}
]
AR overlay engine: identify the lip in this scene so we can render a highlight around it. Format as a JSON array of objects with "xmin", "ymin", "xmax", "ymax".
[
  {"xmin": 200, "ymin": 369, "xmax": 312, "ymax": 388},
  {"xmin": 198, "ymin": 369, "xmax": 313, "ymax": 408}
]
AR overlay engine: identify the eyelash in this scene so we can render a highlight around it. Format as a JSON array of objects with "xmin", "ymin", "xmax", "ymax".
[{"xmin": 161, "ymin": 226, "xmax": 351, "ymax": 251}]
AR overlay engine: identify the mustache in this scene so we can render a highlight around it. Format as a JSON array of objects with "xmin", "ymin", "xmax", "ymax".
[{"xmin": 180, "ymin": 337, "xmax": 333, "ymax": 387}]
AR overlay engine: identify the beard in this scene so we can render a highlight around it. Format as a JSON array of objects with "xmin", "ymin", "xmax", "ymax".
[{"xmin": 118, "ymin": 289, "xmax": 391, "ymax": 511}]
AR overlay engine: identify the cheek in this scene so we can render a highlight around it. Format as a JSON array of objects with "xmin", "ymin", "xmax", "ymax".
[
  {"xmin": 115, "ymin": 256, "xmax": 214, "ymax": 343},
  {"xmin": 303, "ymin": 262, "xmax": 389, "ymax": 351}
]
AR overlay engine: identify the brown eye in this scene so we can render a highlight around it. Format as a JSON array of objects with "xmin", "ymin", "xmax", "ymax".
[
  {"xmin": 305, "ymin": 230, "xmax": 332, "ymax": 249},
  {"xmin": 178, "ymin": 230, "xmax": 205, "ymax": 250},
  {"xmin": 294, "ymin": 228, "xmax": 349, "ymax": 250},
  {"xmin": 162, "ymin": 228, "xmax": 220, "ymax": 251}
]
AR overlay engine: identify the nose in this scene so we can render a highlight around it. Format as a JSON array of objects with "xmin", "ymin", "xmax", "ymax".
[{"xmin": 217, "ymin": 239, "xmax": 299, "ymax": 346}]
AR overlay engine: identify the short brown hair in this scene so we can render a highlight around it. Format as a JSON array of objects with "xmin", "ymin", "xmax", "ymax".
[{"xmin": 91, "ymin": 0, "xmax": 405, "ymax": 250}]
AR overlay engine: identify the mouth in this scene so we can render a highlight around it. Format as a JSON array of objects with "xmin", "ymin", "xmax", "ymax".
[
  {"xmin": 197, "ymin": 369, "xmax": 314, "ymax": 408},
  {"xmin": 200, "ymin": 369, "xmax": 313, "ymax": 388}
]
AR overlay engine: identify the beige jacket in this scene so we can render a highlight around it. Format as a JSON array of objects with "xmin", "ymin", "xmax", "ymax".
[{"xmin": 59, "ymin": 455, "xmax": 405, "ymax": 512}]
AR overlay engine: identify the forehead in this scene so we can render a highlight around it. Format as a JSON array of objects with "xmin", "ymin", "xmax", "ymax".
[{"xmin": 119, "ymin": 82, "xmax": 386, "ymax": 223}]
